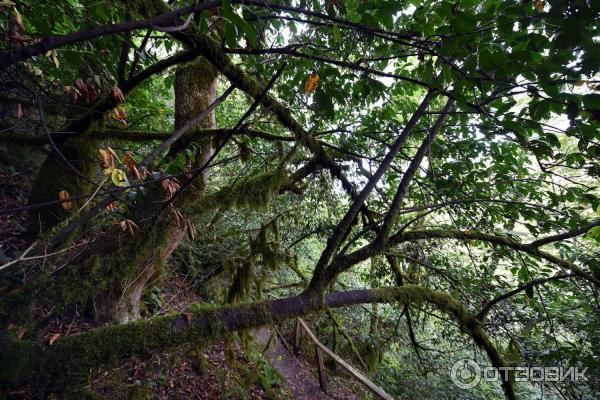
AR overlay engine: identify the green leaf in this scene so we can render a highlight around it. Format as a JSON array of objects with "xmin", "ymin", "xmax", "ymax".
[
  {"xmin": 221, "ymin": 0, "xmax": 258, "ymax": 48},
  {"xmin": 223, "ymin": 23, "xmax": 237, "ymax": 48},
  {"xmin": 314, "ymin": 89, "xmax": 334, "ymax": 118},
  {"xmin": 479, "ymin": 48, "xmax": 494, "ymax": 71},
  {"xmin": 583, "ymin": 94, "xmax": 600, "ymax": 109}
]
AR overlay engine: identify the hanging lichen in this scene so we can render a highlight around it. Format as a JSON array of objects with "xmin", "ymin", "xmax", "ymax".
[
  {"xmin": 226, "ymin": 259, "xmax": 255, "ymax": 304},
  {"xmin": 195, "ymin": 167, "xmax": 288, "ymax": 213},
  {"xmin": 224, "ymin": 215, "xmax": 298, "ymax": 305}
]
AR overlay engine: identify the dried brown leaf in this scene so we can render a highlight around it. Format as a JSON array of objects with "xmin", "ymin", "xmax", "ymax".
[{"xmin": 58, "ymin": 190, "xmax": 71, "ymax": 210}]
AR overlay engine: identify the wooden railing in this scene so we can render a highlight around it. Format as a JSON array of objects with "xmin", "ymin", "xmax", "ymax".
[{"xmin": 292, "ymin": 317, "xmax": 395, "ymax": 400}]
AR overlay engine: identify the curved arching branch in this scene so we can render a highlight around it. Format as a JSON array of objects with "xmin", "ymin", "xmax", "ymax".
[
  {"xmin": 0, "ymin": 1, "xmax": 219, "ymax": 68},
  {"xmin": 62, "ymin": 49, "xmax": 197, "ymax": 136},
  {"xmin": 0, "ymin": 285, "xmax": 515, "ymax": 399},
  {"xmin": 529, "ymin": 220, "xmax": 600, "ymax": 248},
  {"xmin": 389, "ymin": 229, "xmax": 600, "ymax": 286}
]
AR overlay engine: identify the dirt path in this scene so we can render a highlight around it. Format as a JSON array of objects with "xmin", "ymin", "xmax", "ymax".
[{"xmin": 255, "ymin": 327, "xmax": 332, "ymax": 400}]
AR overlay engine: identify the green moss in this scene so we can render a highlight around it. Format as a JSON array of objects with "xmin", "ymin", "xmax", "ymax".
[
  {"xmin": 27, "ymin": 136, "xmax": 99, "ymax": 237},
  {"xmin": 195, "ymin": 167, "xmax": 288, "ymax": 213},
  {"xmin": 227, "ymin": 261, "xmax": 255, "ymax": 304},
  {"xmin": 0, "ymin": 340, "xmax": 42, "ymax": 385},
  {"xmin": 128, "ymin": 385, "xmax": 154, "ymax": 400}
]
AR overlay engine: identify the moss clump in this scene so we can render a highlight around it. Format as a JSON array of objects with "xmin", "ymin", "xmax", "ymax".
[
  {"xmin": 196, "ymin": 167, "xmax": 288, "ymax": 213},
  {"xmin": 224, "ymin": 217, "xmax": 298, "ymax": 304}
]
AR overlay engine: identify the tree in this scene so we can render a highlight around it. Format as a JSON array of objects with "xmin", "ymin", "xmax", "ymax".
[{"xmin": 1, "ymin": 0, "xmax": 599, "ymax": 399}]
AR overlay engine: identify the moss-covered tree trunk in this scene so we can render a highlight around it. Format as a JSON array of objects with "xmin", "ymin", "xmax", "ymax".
[
  {"xmin": 96, "ymin": 58, "xmax": 219, "ymax": 323},
  {"xmin": 1, "ymin": 58, "xmax": 220, "ymax": 325},
  {"xmin": 26, "ymin": 135, "xmax": 98, "ymax": 238}
]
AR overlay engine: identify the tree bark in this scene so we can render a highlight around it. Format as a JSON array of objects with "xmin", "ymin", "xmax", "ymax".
[
  {"xmin": 0, "ymin": 285, "xmax": 516, "ymax": 400},
  {"xmin": 105, "ymin": 57, "xmax": 219, "ymax": 323}
]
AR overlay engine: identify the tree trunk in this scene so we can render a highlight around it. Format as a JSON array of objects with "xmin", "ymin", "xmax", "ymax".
[
  {"xmin": 26, "ymin": 135, "xmax": 99, "ymax": 238},
  {"xmin": 98, "ymin": 57, "xmax": 219, "ymax": 323}
]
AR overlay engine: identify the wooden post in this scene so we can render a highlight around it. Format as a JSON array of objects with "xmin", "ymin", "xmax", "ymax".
[
  {"xmin": 297, "ymin": 317, "xmax": 395, "ymax": 400},
  {"xmin": 293, "ymin": 319, "xmax": 301, "ymax": 355},
  {"xmin": 315, "ymin": 345, "xmax": 327, "ymax": 393}
]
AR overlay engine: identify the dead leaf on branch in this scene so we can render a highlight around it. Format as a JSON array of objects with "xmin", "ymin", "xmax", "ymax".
[
  {"xmin": 123, "ymin": 151, "xmax": 146, "ymax": 181},
  {"xmin": 109, "ymin": 105, "xmax": 128, "ymax": 127},
  {"xmin": 98, "ymin": 147, "xmax": 119, "ymax": 170},
  {"xmin": 162, "ymin": 178, "xmax": 180, "ymax": 202},
  {"xmin": 5, "ymin": 6, "xmax": 25, "ymax": 45},
  {"xmin": 45, "ymin": 49, "xmax": 59, "ymax": 68},
  {"xmin": 112, "ymin": 86, "xmax": 125, "ymax": 103},
  {"xmin": 185, "ymin": 219, "xmax": 197, "ymax": 240},
  {"xmin": 120, "ymin": 219, "xmax": 139, "ymax": 236},
  {"xmin": 170, "ymin": 209, "xmax": 184, "ymax": 229},
  {"xmin": 58, "ymin": 190, "xmax": 71, "ymax": 210},
  {"xmin": 12, "ymin": 8, "xmax": 24, "ymax": 32},
  {"xmin": 74, "ymin": 77, "xmax": 99, "ymax": 103},
  {"xmin": 64, "ymin": 85, "xmax": 81, "ymax": 102}
]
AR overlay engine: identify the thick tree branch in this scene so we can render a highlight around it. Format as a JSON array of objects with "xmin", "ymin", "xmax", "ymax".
[
  {"xmin": 307, "ymin": 90, "xmax": 436, "ymax": 293},
  {"xmin": 0, "ymin": 1, "xmax": 219, "ymax": 68},
  {"xmin": 377, "ymin": 98, "xmax": 455, "ymax": 241},
  {"xmin": 529, "ymin": 220, "xmax": 600, "ymax": 248},
  {"xmin": 0, "ymin": 285, "xmax": 515, "ymax": 399}
]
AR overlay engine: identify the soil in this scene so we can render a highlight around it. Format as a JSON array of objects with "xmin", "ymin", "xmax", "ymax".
[{"xmin": 255, "ymin": 327, "xmax": 364, "ymax": 400}]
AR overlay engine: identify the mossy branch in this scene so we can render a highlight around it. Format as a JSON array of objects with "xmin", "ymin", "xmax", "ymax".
[{"xmin": 0, "ymin": 285, "xmax": 515, "ymax": 399}]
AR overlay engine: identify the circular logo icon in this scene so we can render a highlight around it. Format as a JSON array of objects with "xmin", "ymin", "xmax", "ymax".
[{"xmin": 450, "ymin": 359, "xmax": 481, "ymax": 389}]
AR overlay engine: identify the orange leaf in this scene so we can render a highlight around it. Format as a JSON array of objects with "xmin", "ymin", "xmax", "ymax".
[
  {"xmin": 58, "ymin": 190, "xmax": 71, "ymax": 210},
  {"xmin": 304, "ymin": 71, "xmax": 320, "ymax": 94},
  {"xmin": 123, "ymin": 151, "xmax": 136, "ymax": 168}
]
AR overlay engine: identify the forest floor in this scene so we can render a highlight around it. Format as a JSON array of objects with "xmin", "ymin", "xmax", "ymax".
[{"xmin": 255, "ymin": 327, "xmax": 363, "ymax": 400}]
